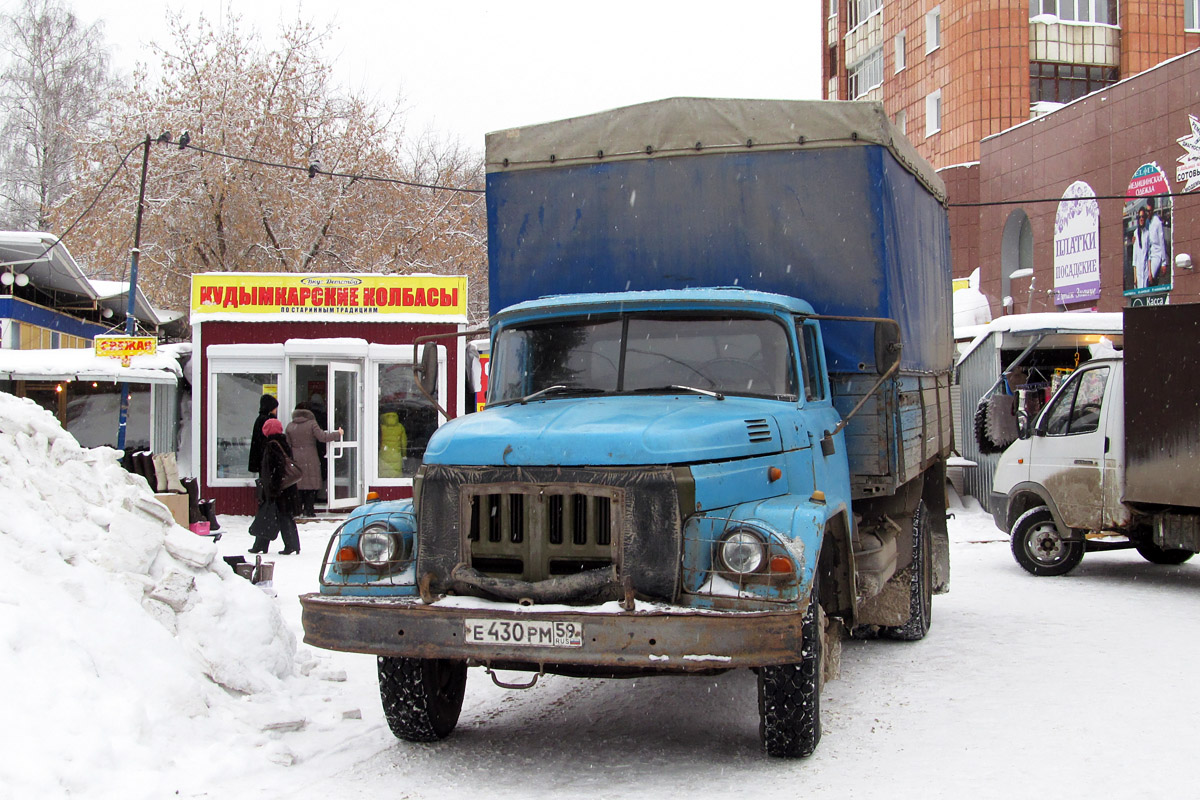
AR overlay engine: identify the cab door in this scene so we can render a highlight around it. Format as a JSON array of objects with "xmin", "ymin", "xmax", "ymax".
[
  {"xmin": 1026, "ymin": 363, "xmax": 1113, "ymax": 530},
  {"xmin": 326, "ymin": 362, "xmax": 362, "ymax": 510}
]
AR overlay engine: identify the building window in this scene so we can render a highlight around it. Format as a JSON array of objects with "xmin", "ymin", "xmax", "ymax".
[
  {"xmin": 1187, "ymin": 0, "xmax": 1199, "ymax": 29},
  {"xmin": 848, "ymin": 47, "xmax": 884, "ymax": 99},
  {"xmin": 925, "ymin": 89, "xmax": 942, "ymax": 136},
  {"xmin": 896, "ymin": 108, "xmax": 907, "ymax": 136},
  {"xmin": 1030, "ymin": 61, "xmax": 1119, "ymax": 104},
  {"xmin": 829, "ymin": 46, "xmax": 839, "ymax": 79},
  {"xmin": 925, "ymin": 6, "xmax": 942, "ymax": 53},
  {"xmin": 895, "ymin": 29, "xmax": 907, "ymax": 72},
  {"xmin": 848, "ymin": 0, "xmax": 883, "ymax": 29},
  {"xmin": 1030, "ymin": 0, "xmax": 1118, "ymax": 25}
]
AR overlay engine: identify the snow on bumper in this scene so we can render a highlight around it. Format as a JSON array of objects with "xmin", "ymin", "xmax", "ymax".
[{"xmin": 299, "ymin": 594, "xmax": 806, "ymax": 671}]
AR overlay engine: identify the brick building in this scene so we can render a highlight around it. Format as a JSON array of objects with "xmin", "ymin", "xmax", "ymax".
[
  {"xmin": 823, "ymin": 0, "xmax": 1200, "ymax": 168},
  {"xmin": 824, "ymin": 2, "xmax": 1200, "ymax": 317}
]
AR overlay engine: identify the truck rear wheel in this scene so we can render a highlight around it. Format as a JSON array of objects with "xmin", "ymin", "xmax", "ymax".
[
  {"xmin": 882, "ymin": 500, "xmax": 933, "ymax": 641},
  {"xmin": 378, "ymin": 656, "xmax": 467, "ymax": 742},
  {"xmin": 1135, "ymin": 541, "xmax": 1195, "ymax": 565},
  {"xmin": 1011, "ymin": 506, "xmax": 1083, "ymax": 576},
  {"xmin": 757, "ymin": 575, "xmax": 821, "ymax": 758}
]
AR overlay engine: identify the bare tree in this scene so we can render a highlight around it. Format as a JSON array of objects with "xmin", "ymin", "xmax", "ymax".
[
  {"xmin": 0, "ymin": 0, "xmax": 113, "ymax": 230},
  {"xmin": 59, "ymin": 12, "xmax": 486, "ymax": 321}
]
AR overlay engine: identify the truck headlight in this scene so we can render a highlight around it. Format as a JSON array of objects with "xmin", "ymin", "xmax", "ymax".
[
  {"xmin": 360, "ymin": 523, "xmax": 404, "ymax": 568},
  {"xmin": 717, "ymin": 528, "xmax": 766, "ymax": 575}
]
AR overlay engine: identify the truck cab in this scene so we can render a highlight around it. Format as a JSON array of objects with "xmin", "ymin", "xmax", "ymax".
[
  {"xmin": 993, "ymin": 357, "xmax": 1128, "ymax": 573},
  {"xmin": 993, "ymin": 307, "xmax": 1200, "ymax": 576}
]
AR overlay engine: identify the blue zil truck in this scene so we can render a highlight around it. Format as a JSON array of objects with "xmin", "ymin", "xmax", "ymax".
[{"xmin": 301, "ymin": 98, "xmax": 954, "ymax": 757}]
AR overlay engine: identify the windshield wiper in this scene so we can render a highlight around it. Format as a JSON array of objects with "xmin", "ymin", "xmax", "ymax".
[
  {"xmin": 497, "ymin": 385, "xmax": 606, "ymax": 406},
  {"xmin": 631, "ymin": 385, "xmax": 725, "ymax": 401}
]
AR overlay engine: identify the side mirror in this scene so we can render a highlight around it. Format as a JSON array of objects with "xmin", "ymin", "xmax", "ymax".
[
  {"xmin": 1016, "ymin": 410, "xmax": 1031, "ymax": 440},
  {"xmin": 415, "ymin": 344, "xmax": 439, "ymax": 396},
  {"xmin": 874, "ymin": 320, "xmax": 902, "ymax": 374}
]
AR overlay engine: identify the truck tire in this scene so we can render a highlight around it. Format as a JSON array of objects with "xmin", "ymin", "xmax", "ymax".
[
  {"xmin": 1135, "ymin": 541, "xmax": 1195, "ymax": 566},
  {"xmin": 757, "ymin": 575, "xmax": 822, "ymax": 758},
  {"xmin": 1011, "ymin": 506, "xmax": 1083, "ymax": 576},
  {"xmin": 377, "ymin": 656, "xmax": 468, "ymax": 742},
  {"xmin": 882, "ymin": 500, "xmax": 933, "ymax": 641}
]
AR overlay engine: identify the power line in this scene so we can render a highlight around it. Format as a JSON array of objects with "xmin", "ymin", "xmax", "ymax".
[
  {"xmin": 172, "ymin": 138, "xmax": 485, "ymax": 195},
  {"xmin": 950, "ymin": 189, "xmax": 1196, "ymax": 208}
]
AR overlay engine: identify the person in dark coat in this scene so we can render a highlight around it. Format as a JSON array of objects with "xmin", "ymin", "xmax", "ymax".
[
  {"xmin": 286, "ymin": 404, "xmax": 343, "ymax": 516},
  {"xmin": 247, "ymin": 394, "xmax": 279, "ymax": 474},
  {"xmin": 250, "ymin": 418, "xmax": 301, "ymax": 555}
]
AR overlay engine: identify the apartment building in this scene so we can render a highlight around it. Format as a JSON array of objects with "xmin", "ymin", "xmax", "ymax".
[{"xmin": 823, "ymin": 0, "xmax": 1200, "ymax": 168}]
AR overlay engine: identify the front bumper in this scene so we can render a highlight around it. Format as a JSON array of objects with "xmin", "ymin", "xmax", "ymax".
[{"xmin": 300, "ymin": 593, "xmax": 806, "ymax": 672}]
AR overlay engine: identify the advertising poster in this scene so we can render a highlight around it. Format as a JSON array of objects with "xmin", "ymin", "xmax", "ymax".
[
  {"xmin": 1123, "ymin": 163, "xmax": 1173, "ymax": 304},
  {"xmin": 1053, "ymin": 181, "xmax": 1100, "ymax": 305}
]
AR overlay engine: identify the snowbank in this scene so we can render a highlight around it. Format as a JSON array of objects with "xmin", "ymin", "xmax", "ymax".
[{"xmin": 0, "ymin": 393, "xmax": 309, "ymax": 797}]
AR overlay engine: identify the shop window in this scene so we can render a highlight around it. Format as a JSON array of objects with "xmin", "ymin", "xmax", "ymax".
[
  {"xmin": 211, "ymin": 372, "xmax": 279, "ymax": 480},
  {"xmin": 1030, "ymin": 0, "xmax": 1118, "ymax": 25},
  {"xmin": 376, "ymin": 362, "xmax": 439, "ymax": 480},
  {"xmin": 66, "ymin": 382, "xmax": 151, "ymax": 451},
  {"xmin": 1030, "ymin": 61, "xmax": 1119, "ymax": 104}
]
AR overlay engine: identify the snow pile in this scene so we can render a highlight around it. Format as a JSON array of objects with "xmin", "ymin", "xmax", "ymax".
[{"xmin": 0, "ymin": 393, "xmax": 303, "ymax": 797}]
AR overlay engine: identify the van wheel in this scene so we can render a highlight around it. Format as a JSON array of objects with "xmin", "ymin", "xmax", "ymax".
[
  {"xmin": 758, "ymin": 574, "xmax": 822, "ymax": 758},
  {"xmin": 378, "ymin": 656, "xmax": 467, "ymax": 742},
  {"xmin": 1011, "ymin": 506, "xmax": 1083, "ymax": 576},
  {"xmin": 1136, "ymin": 541, "xmax": 1194, "ymax": 565},
  {"xmin": 882, "ymin": 500, "xmax": 933, "ymax": 640}
]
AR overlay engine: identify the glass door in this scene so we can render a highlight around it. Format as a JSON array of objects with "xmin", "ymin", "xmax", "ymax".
[{"xmin": 327, "ymin": 362, "xmax": 362, "ymax": 510}]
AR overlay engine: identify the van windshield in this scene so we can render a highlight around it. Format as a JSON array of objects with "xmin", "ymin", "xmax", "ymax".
[{"xmin": 490, "ymin": 313, "xmax": 797, "ymax": 404}]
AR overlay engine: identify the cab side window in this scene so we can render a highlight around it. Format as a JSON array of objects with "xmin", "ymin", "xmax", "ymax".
[
  {"xmin": 795, "ymin": 320, "xmax": 826, "ymax": 402},
  {"xmin": 1042, "ymin": 366, "xmax": 1109, "ymax": 436}
]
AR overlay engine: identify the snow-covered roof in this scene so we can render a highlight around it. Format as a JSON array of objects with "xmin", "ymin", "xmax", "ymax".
[
  {"xmin": 0, "ymin": 232, "xmax": 161, "ymax": 327},
  {"xmin": 956, "ymin": 311, "xmax": 1123, "ymax": 365},
  {"xmin": 86, "ymin": 277, "xmax": 161, "ymax": 326},
  {"xmin": 0, "ymin": 346, "xmax": 183, "ymax": 384}
]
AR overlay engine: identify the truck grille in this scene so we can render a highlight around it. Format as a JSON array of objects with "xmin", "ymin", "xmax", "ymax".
[
  {"xmin": 465, "ymin": 487, "xmax": 619, "ymax": 581},
  {"xmin": 416, "ymin": 464, "xmax": 686, "ymax": 602}
]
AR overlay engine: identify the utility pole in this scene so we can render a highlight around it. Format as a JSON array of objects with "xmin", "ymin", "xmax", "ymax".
[{"xmin": 116, "ymin": 136, "xmax": 152, "ymax": 452}]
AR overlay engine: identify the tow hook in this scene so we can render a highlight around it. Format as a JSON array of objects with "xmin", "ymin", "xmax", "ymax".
[{"xmin": 484, "ymin": 665, "xmax": 542, "ymax": 690}]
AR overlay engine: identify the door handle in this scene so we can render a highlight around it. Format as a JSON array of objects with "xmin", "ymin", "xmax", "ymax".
[{"xmin": 1073, "ymin": 459, "xmax": 1098, "ymax": 466}]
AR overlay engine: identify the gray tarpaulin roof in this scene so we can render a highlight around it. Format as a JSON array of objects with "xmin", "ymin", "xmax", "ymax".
[{"xmin": 485, "ymin": 97, "xmax": 944, "ymax": 201}]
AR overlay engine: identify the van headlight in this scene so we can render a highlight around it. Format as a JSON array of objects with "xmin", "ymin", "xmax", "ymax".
[{"xmin": 716, "ymin": 528, "xmax": 767, "ymax": 575}]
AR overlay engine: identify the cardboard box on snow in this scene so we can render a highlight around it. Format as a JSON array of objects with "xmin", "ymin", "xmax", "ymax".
[{"xmin": 154, "ymin": 492, "xmax": 190, "ymax": 528}]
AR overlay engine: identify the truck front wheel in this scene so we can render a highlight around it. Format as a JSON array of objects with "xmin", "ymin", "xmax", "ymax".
[
  {"xmin": 757, "ymin": 575, "xmax": 822, "ymax": 758},
  {"xmin": 1135, "ymin": 541, "xmax": 1195, "ymax": 565},
  {"xmin": 378, "ymin": 656, "xmax": 468, "ymax": 742},
  {"xmin": 1011, "ymin": 506, "xmax": 1083, "ymax": 576}
]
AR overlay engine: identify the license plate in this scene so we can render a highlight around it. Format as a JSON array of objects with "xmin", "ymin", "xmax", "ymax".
[{"xmin": 464, "ymin": 618, "xmax": 583, "ymax": 648}]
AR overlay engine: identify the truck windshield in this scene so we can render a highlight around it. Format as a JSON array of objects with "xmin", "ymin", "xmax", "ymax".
[{"xmin": 490, "ymin": 314, "xmax": 797, "ymax": 403}]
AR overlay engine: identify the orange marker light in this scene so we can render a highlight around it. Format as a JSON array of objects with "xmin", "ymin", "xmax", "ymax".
[
  {"xmin": 768, "ymin": 466, "xmax": 783, "ymax": 483},
  {"xmin": 769, "ymin": 556, "xmax": 794, "ymax": 574},
  {"xmin": 336, "ymin": 546, "xmax": 359, "ymax": 563}
]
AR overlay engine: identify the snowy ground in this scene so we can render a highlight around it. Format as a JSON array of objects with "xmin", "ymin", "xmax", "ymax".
[{"xmin": 5, "ymin": 391, "xmax": 1200, "ymax": 798}]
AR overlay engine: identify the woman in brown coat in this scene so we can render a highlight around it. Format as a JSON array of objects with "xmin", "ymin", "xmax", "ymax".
[{"xmin": 286, "ymin": 404, "xmax": 343, "ymax": 516}]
